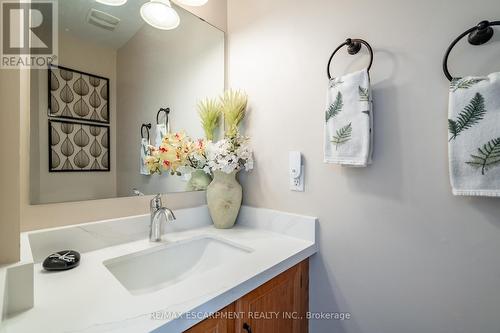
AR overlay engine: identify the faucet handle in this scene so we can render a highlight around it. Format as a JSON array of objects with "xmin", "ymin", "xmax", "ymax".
[{"xmin": 151, "ymin": 194, "xmax": 163, "ymax": 210}]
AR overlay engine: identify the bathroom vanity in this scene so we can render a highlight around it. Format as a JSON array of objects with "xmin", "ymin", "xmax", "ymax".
[
  {"xmin": 0, "ymin": 206, "xmax": 317, "ymax": 333},
  {"xmin": 185, "ymin": 260, "xmax": 309, "ymax": 333}
]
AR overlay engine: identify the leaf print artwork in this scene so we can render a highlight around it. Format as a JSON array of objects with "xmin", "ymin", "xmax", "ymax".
[
  {"xmin": 331, "ymin": 122, "xmax": 352, "ymax": 150},
  {"xmin": 50, "ymin": 72, "xmax": 59, "ymax": 91},
  {"xmin": 73, "ymin": 77, "xmax": 89, "ymax": 96},
  {"xmin": 91, "ymin": 160, "xmax": 101, "ymax": 170},
  {"xmin": 325, "ymin": 92, "xmax": 343, "ymax": 122},
  {"xmin": 74, "ymin": 99, "xmax": 90, "ymax": 117},
  {"xmin": 100, "ymin": 103, "xmax": 109, "ymax": 121},
  {"xmin": 450, "ymin": 78, "xmax": 486, "ymax": 92},
  {"xmin": 62, "ymin": 159, "xmax": 73, "ymax": 170},
  {"xmin": 50, "ymin": 126, "xmax": 60, "ymax": 146},
  {"xmin": 90, "ymin": 110, "xmax": 100, "ymax": 122},
  {"xmin": 50, "ymin": 95, "xmax": 59, "ymax": 114},
  {"xmin": 90, "ymin": 139, "xmax": 102, "ymax": 158},
  {"xmin": 466, "ymin": 138, "xmax": 500, "ymax": 175},
  {"xmin": 60, "ymin": 122, "xmax": 74, "ymax": 135},
  {"xmin": 74, "ymin": 127, "xmax": 90, "ymax": 148},
  {"xmin": 329, "ymin": 78, "xmax": 344, "ymax": 89},
  {"xmin": 51, "ymin": 149, "xmax": 60, "ymax": 169},
  {"xmin": 101, "ymin": 153, "xmax": 109, "ymax": 169},
  {"xmin": 61, "ymin": 105, "xmax": 72, "ymax": 117},
  {"xmin": 89, "ymin": 126, "xmax": 101, "ymax": 137},
  {"xmin": 49, "ymin": 120, "xmax": 109, "ymax": 172},
  {"xmin": 60, "ymin": 84, "xmax": 74, "ymax": 104},
  {"xmin": 448, "ymin": 93, "xmax": 486, "ymax": 141},
  {"xmin": 61, "ymin": 137, "xmax": 74, "ymax": 157},
  {"xmin": 101, "ymin": 133, "xmax": 109, "ymax": 148},
  {"xmin": 89, "ymin": 90, "xmax": 101, "ymax": 108},
  {"xmin": 49, "ymin": 65, "xmax": 110, "ymax": 123},
  {"xmin": 100, "ymin": 84, "xmax": 108, "ymax": 100},
  {"xmin": 88, "ymin": 76, "xmax": 100, "ymax": 87},
  {"xmin": 358, "ymin": 86, "xmax": 369, "ymax": 102},
  {"xmin": 59, "ymin": 69, "xmax": 73, "ymax": 82},
  {"xmin": 74, "ymin": 149, "xmax": 90, "ymax": 169}
]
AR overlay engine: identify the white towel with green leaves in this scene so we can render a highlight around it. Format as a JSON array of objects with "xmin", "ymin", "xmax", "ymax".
[
  {"xmin": 448, "ymin": 72, "xmax": 500, "ymax": 196},
  {"xmin": 140, "ymin": 138, "xmax": 150, "ymax": 175},
  {"xmin": 324, "ymin": 68, "xmax": 373, "ymax": 166},
  {"xmin": 155, "ymin": 124, "xmax": 168, "ymax": 147}
]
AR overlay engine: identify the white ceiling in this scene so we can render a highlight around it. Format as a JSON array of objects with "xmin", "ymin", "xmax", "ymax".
[{"xmin": 58, "ymin": 0, "xmax": 147, "ymax": 50}]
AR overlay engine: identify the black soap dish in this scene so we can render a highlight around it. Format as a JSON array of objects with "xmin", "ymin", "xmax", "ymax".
[{"xmin": 43, "ymin": 250, "xmax": 81, "ymax": 271}]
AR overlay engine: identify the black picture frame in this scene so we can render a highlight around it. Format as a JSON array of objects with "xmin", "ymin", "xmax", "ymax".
[
  {"xmin": 48, "ymin": 119, "xmax": 111, "ymax": 172},
  {"xmin": 48, "ymin": 64, "xmax": 110, "ymax": 124}
]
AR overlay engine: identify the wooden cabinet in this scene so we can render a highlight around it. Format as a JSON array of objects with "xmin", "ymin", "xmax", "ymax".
[
  {"xmin": 185, "ymin": 259, "xmax": 309, "ymax": 333},
  {"xmin": 184, "ymin": 304, "xmax": 235, "ymax": 333},
  {"xmin": 235, "ymin": 259, "xmax": 309, "ymax": 333}
]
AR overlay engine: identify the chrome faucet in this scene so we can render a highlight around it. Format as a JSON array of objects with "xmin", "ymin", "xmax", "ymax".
[
  {"xmin": 149, "ymin": 194, "xmax": 176, "ymax": 242},
  {"xmin": 133, "ymin": 188, "xmax": 145, "ymax": 196}
]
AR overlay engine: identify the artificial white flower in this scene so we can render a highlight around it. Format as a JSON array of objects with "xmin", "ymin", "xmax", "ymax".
[{"xmin": 205, "ymin": 135, "xmax": 254, "ymax": 174}]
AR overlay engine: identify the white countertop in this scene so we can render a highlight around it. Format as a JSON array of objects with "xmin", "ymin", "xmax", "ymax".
[{"xmin": 0, "ymin": 206, "xmax": 317, "ymax": 333}]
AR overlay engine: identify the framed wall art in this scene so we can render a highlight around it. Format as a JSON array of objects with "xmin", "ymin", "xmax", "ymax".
[
  {"xmin": 48, "ymin": 64, "xmax": 110, "ymax": 124},
  {"xmin": 49, "ymin": 120, "xmax": 110, "ymax": 172}
]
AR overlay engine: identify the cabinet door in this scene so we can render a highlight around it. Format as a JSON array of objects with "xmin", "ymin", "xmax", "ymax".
[
  {"xmin": 184, "ymin": 303, "xmax": 235, "ymax": 333},
  {"xmin": 235, "ymin": 260, "xmax": 309, "ymax": 333}
]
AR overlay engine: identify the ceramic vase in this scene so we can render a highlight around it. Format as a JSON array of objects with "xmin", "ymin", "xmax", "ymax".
[
  {"xmin": 186, "ymin": 170, "xmax": 212, "ymax": 191},
  {"xmin": 206, "ymin": 170, "xmax": 242, "ymax": 229}
]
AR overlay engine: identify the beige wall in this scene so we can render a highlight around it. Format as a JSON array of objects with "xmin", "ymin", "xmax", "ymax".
[
  {"xmin": 30, "ymin": 32, "xmax": 118, "ymax": 204},
  {"xmin": 116, "ymin": 7, "xmax": 225, "ymax": 197},
  {"xmin": 228, "ymin": 0, "xmax": 500, "ymax": 332},
  {"xmin": 0, "ymin": 69, "xmax": 21, "ymax": 264}
]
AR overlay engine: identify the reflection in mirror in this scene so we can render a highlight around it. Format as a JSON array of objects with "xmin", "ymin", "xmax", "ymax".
[{"xmin": 29, "ymin": 0, "xmax": 225, "ymax": 205}]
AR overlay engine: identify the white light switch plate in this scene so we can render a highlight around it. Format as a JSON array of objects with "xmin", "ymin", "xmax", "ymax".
[{"xmin": 290, "ymin": 165, "xmax": 305, "ymax": 192}]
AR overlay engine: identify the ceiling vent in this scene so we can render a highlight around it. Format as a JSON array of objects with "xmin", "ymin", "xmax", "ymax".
[{"xmin": 87, "ymin": 9, "xmax": 120, "ymax": 32}]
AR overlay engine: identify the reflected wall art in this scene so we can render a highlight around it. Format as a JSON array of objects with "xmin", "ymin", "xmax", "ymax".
[
  {"xmin": 49, "ymin": 120, "xmax": 110, "ymax": 172},
  {"xmin": 48, "ymin": 64, "xmax": 109, "ymax": 124}
]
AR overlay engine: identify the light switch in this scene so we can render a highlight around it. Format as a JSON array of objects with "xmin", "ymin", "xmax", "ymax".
[{"xmin": 289, "ymin": 151, "xmax": 304, "ymax": 192}]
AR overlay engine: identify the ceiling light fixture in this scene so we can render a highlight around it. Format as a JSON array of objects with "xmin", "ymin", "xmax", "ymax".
[
  {"xmin": 174, "ymin": 0, "xmax": 208, "ymax": 6},
  {"xmin": 95, "ymin": 0, "xmax": 128, "ymax": 6},
  {"xmin": 140, "ymin": 0, "xmax": 180, "ymax": 30}
]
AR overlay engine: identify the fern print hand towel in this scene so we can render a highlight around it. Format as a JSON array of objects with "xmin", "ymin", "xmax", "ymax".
[
  {"xmin": 448, "ymin": 72, "xmax": 500, "ymax": 196},
  {"xmin": 324, "ymin": 68, "xmax": 373, "ymax": 166}
]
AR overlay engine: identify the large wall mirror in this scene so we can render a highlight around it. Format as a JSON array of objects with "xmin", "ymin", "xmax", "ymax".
[{"xmin": 29, "ymin": 0, "xmax": 225, "ymax": 205}]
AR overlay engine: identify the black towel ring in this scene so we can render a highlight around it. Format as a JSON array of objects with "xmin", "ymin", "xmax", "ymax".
[
  {"xmin": 156, "ymin": 107, "xmax": 170, "ymax": 125},
  {"xmin": 327, "ymin": 38, "xmax": 373, "ymax": 80},
  {"xmin": 141, "ymin": 123, "xmax": 151, "ymax": 141},
  {"xmin": 443, "ymin": 20, "xmax": 500, "ymax": 81}
]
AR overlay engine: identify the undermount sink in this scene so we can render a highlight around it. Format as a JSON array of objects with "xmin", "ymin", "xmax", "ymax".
[{"xmin": 103, "ymin": 236, "xmax": 253, "ymax": 295}]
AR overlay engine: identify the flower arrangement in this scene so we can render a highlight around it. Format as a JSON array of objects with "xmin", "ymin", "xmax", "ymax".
[
  {"xmin": 145, "ymin": 89, "xmax": 253, "ymax": 179},
  {"xmin": 199, "ymin": 89, "xmax": 253, "ymax": 175},
  {"xmin": 206, "ymin": 135, "xmax": 254, "ymax": 174},
  {"xmin": 145, "ymin": 131, "xmax": 208, "ymax": 176},
  {"xmin": 185, "ymin": 138, "xmax": 209, "ymax": 173}
]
